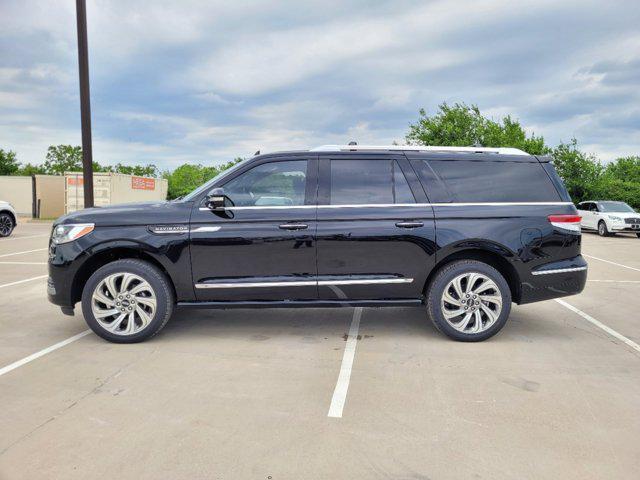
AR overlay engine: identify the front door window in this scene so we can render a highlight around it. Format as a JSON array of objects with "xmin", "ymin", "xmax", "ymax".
[{"xmin": 223, "ymin": 160, "xmax": 307, "ymax": 206}]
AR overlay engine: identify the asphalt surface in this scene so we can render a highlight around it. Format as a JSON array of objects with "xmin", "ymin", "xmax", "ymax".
[{"xmin": 0, "ymin": 220, "xmax": 639, "ymax": 479}]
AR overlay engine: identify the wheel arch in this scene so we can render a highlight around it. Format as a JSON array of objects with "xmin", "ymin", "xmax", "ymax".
[
  {"xmin": 0, "ymin": 209, "xmax": 16, "ymax": 226},
  {"xmin": 71, "ymin": 246, "xmax": 177, "ymax": 305},
  {"xmin": 425, "ymin": 245, "xmax": 522, "ymax": 303}
]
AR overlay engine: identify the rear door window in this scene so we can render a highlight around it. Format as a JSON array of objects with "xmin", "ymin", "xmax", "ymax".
[
  {"xmin": 426, "ymin": 160, "xmax": 561, "ymax": 203},
  {"xmin": 330, "ymin": 159, "xmax": 415, "ymax": 205}
]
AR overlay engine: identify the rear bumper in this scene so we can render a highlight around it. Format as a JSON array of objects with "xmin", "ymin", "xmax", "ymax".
[{"xmin": 519, "ymin": 255, "xmax": 588, "ymax": 304}]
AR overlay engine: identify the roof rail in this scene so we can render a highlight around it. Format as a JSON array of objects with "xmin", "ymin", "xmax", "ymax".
[{"xmin": 309, "ymin": 145, "xmax": 529, "ymax": 156}]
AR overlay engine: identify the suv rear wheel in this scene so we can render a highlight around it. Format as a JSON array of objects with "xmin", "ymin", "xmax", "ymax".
[
  {"xmin": 81, "ymin": 259, "xmax": 174, "ymax": 343},
  {"xmin": 0, "ymin": 213, "xmax": 14, "ymax": 237},
  {"xmin": 426, "ymin": 260, "xmax": 511, "ymax": 342}
]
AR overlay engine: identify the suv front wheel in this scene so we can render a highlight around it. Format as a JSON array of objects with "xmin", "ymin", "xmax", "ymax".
[
  {"xmin": 81, "ymin": 259, "xmax": 174, "ymax": 343},
  {"xmin": 598, "ymin": 221, "xmax": 611, "ymax": 237},
  {"xmin": 0, "ymin": 213, "xmax": 14, "ymax": 237},
  {"xmin": 426, "ymin": 260, "xmax": 511, "ymax": 342}
]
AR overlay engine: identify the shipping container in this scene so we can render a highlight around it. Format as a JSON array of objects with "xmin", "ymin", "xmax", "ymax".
[{"xmin": 64, "ymin": 172, "xmax": 168, "ymax": 214}]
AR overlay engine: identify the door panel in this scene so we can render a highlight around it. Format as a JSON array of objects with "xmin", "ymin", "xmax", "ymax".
[
  {"xmin": 190, "ymin": 158, "xmax": 318, "ymax": 301},
  {"xmin": 316, "ymin": 156, "xmax": 436, "ymax": 300},
  {"xmin": 577, "ymin": 204, "xmax": 590, "ymax": 228}
]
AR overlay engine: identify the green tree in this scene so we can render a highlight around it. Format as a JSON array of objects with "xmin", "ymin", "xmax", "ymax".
[
  {"xmin": 550, "ymin": 139, "xmax": 603, "ymax": 203},
  {"xmin": 0, "ymin": 149, "xmax": 20, "ymax": 175},
  {"xmin": 43, "ymin": 145, "xmax": 83, "ymax": 175},
  {"xmin": 587, "ymin": 156, "xmax": 640, "ymax": 210},
  {"xmin": 590, "ymin": 177, "xmax": 640, "ymax": 210},
  {"xmin": 406, "ymin": 102, "xmax": 549, "ymax": 155},
  {"xmin": 105, "ymin": 163, "xmax": 159, "ymax": 177},
  {"xmin": 18, "ymin": 163, "xmax": 46, "ymax": 176},
  {"xmin": 164, "ymin": 158, "xmax": 243, "ymax": 200},
  {"xmin": 603, "ymin": 156, "xmax": 640, "ymax": 183}
]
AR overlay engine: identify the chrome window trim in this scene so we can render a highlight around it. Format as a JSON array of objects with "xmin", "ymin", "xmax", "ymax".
[
  {"xmin": 199, "ymin": 202, "xmax": 574, "ymax": 211},
  {"xmin": 531, "ymin": 266, "xmax": 587, "ymax": 276},
  {"xmin": 195, "ymin": 277, "xmax": 413, "ymax": 289}
]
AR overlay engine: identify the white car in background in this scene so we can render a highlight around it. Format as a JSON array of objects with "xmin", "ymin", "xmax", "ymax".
[
  {"xmin": 577, "ymin": 201, "xmax": 640, "ymax": 237},
  {"xmin": 0, "ymin": 200, "xmax": 17, "ymax": 237}
]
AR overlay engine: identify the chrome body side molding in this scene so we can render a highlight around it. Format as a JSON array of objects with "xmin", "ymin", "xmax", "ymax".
[
  {"xmin": 195, "ymin": 277, "xmax": 413, "ymax": 289},
  {"xmin": 531, "ymin": 266, "xmax": 588, "ymax": 276}
]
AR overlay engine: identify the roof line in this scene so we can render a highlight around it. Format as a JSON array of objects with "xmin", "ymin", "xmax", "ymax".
[{"xmin": 309, "ymin": 145, "xmax": 529, "ymax": 156}]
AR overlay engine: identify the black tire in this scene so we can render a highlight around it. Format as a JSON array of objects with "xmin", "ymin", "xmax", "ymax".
[
  {"xmin": 81, "ymin": 259, "xmax": 174, "ymax": 343},
  {"xmin": 598, "ymin": 221, "xmax": 610, "ymax": 237},
  {"xmin": 636, "ymin": 233, "xmax": 640, "ymax": 238},
  {"xmin": 0, "ymin": 213, "xmax": 14, "ymax": 237},
  {"xmin": 426, "ymin": 260, "xmax": 511, "ymax": 342}
]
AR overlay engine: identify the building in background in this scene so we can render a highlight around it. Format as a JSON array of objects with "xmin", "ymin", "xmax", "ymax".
[
  {"xmin": 64, "ymin": 172, "xmax": 168, "ymax": 213},
  {"xmin": 0, "ymin": 173, "xmax": 167, "ymax": 218}
]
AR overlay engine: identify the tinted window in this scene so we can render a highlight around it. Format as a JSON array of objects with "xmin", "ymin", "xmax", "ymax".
[
  {"xmin": 393, "ymin": 163, "xmax": 415, "ymax": 203},
  {"xmin": 223, "ymin": 160, "xmax": 307, "ymax": 206},
  {"xmin": 330, "ymin": 159, "xmax": 415, "ymax": 205},
  {"xmin": 427, "ymin": 160, "xmax": 561, "ymax": 202}
]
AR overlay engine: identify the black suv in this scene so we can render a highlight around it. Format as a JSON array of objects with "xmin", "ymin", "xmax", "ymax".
[{"xmin": 48, "ymin": 145, "xmax": 587, "ymax": 343}]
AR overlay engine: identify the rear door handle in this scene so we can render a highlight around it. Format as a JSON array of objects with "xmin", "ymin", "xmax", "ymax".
[
  {"xmin": 279, "ymin": 223, "xmax": 308, "ymax": 230},
  {"xmin": 395, "ymin": 221, "xmax": 424, "ymax": 229}
]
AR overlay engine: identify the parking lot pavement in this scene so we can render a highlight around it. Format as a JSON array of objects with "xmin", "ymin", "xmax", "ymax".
[{"xmin": 0, "ymin": 222, "xmax": 639, "ymax": 479}]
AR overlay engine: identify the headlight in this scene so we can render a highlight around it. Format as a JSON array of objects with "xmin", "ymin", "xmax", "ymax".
[
  {"xmin": 609, "ymin": 216, "xmax": 622, "ymax": 222},
  {"xmin": 51, "ymin": 223, "xmax": 95, "ymax": 244}
]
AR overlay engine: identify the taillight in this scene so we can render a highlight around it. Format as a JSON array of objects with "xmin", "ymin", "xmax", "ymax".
[{"xmin": 548, "ymin": 215, "xmax": 581, "ymax": 233}]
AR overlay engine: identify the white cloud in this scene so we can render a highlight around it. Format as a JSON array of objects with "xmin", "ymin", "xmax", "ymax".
[{"xmin": 1, "ymin": 0, "xmax": 640, "ymax": 168}]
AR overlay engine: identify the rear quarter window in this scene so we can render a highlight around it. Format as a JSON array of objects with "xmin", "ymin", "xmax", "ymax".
[{"xmin": 427, "ymin": 160, "xmax": 561, "ymax": 203}]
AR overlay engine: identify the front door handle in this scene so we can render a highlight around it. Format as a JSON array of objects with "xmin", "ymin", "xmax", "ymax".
[
  {"xmin": 395, "ymin": 221, "xmax": 424, "ymax": 229},
  {"xmin": 279, "ymin": 223, "xmax": 308, "ymax": 230}
]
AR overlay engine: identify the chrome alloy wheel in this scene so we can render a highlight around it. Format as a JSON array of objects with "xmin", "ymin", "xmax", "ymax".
[
  {"xmin": 441, "ymin": 272, "xmax": 503, "ymax": 334},
  {"xmin": 91, "ymin": 272, "xmax": 157, "ymax": 335},
  {"xmin": 0, "ymin": 214, "xmax": 13, "ymax": 236}
]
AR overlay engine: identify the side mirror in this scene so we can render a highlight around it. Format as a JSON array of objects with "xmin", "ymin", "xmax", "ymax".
[{"xmin": 205, "ymin": 187, "xmax": 227, "ymax": 210}]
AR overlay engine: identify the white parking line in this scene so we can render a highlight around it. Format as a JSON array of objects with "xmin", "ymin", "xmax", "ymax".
[
  {"xmin": 583, "ymin": 254, "xmax": 640, "ymax": 273},
  {"xmin": 0, "ymin": 234, "xmax": 49, "ymax": 242},
  {"xmin": 0, "ymin": 261, "xmax": 48, "ymax": 265},
  {"xmin": 0, "ymin": 248, "xmax": 48, "ymax": 258},
  {"xmin": 328, "ymin": 307, "xmax": 362, "ymax": 418},
  {"xmin": 0, "ymin": 275, "xmax": 48, "ymax": 289},
  {"xmin": 555, "ymin": 299, "xmax": 640, "ymax": 353},
  {"xmin": 0, "ymin": 330, "xmax": 91, "ymax": 377}
]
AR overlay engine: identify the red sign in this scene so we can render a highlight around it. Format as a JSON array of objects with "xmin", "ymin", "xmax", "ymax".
[
  {"xmin": 67, "ymin": 177, "xmax": 84, "ymax": 186},
  {"xmin": 132, "ymin": 176, "xmax": 156, "ymax": 190}
]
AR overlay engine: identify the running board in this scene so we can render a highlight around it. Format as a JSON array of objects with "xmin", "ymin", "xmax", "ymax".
[{"xmin": 177, "ymin": 299, "xmax": 424, "ymax": 309}]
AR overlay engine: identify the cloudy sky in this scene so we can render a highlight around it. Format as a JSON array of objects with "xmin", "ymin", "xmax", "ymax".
[{"xmin": 1, "ymin": 0, "xmax": 639, "ymax": 170}]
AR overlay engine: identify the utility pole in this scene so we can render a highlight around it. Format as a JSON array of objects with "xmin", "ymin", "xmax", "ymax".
[{"xmin": 75, "ymin": 0, "xmax": 94, "ymax": 208}]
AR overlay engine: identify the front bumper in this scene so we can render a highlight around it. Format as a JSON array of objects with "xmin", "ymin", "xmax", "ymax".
[
  {"xmin": 519, "ymin": 255, "xmax": 588, "ymax": 304},
  {"xmin": 611, "ymin": 223, "xmax": 640, "ymax": 232},
  {"xmin": 47, "ymin": 240, "xmax": 88, "ymax": 310}
]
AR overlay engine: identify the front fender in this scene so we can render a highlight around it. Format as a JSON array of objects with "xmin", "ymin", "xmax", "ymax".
[{"xmin": 49, "ymin": 225, "xmax": 193, "ymax": 307}]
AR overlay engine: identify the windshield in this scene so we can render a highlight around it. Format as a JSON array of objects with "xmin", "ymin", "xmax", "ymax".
[
  {"xmin": 598, "ymin": 201, "xmax": 635, "ymax": 213},
  {"xmin": 182, "ymin": 160, "xmax": 248, "ymax": 201}
]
